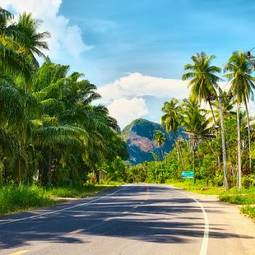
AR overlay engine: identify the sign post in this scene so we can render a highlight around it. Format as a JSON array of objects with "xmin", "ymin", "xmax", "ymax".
[{"xmin": 181, "ymin": 170, "xmax": 194, "ymax": 179}]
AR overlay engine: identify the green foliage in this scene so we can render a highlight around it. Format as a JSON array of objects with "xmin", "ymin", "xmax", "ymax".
[
  {"xmin": 0, "ymin": 185, "xmax": 54, "ymax": 215},
  {"xmin": 0, "ymin": 184, "xmax": 116, "ymax": 215},
  {"xmin": 46, "ymin": 184, "xmax": 114, "ymax": 198},
  {"xmin": 242, "ymin": 175, "xmax": 255, "ymax": 188},
  {"xmin": 0, "ymin": 8, "xmax": 127, "ymax": 187},
  {"xmin": 167, "ymin": 179, "xmax": 225, "ymax": 195},
  {"xmin": 241, "ymin": 205, "xmax": 255, "ymax": 219},
  {"xmin": 219, "ymin": 186, "xmax": 255, "ymax": 205},
  {"xmin": 102, "ymin": 157, "xmax": 127, "ymax": 182}
]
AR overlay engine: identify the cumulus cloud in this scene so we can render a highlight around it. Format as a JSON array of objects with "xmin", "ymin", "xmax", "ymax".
[
  {"xmin": 98, "ymin": 72, "xmax": 191, "ymax": 128},
  {"xmin": 98, "ymin": 73, "xmax": 244, "ymax": 128},
  {"xmin": 0, "ymin": 0, "xmax": 91, "ymax": 59},
  {"xmin": 98, "ymin": 72, "xmax": 189, "ymax": 104},
  {"xmin": 107, "ymin": 97, "xmax": 149, "ymax": 128}
]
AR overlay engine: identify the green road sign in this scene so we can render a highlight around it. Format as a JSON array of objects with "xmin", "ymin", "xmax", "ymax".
[{"xmin": 181, "ymin": 170, "xmax": 194, "ymax": 179}]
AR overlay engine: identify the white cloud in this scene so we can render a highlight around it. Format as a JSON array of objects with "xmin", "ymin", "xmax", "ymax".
[
  {"xmin": 98, "ymin": 72, "xmax": 250, "ymax": 128},
  {"xmin": 0, "ymin": 0, "xmax": 91, "ymax": 59},
  {"xmin": 98, "ymin": 72, "xmax": 190, "ymax": 128},
  {"xmin": 107, "ymin": 97, "xmax": 149, "ymax": 128},
  {"xmin": 98, "ymin": 72, "xmax": 189, "ymax": 104}
]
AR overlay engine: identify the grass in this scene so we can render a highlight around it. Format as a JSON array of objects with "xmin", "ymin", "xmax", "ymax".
[
  {"xmin": 219, "ymin": 187, "xmax": 255, "ymax": 205},
  {"xmin": 241, "ymin": 205, "xmax": 255, "ymax": 220},
  {"xmin": 168, "ymin": 179, "xmax": 255, "ymax": 220},
  {"xmin": 0, "ymin": 184, "xmax": 117, "ymax": 216},
  {"xmin": 167, "ymin": 179, "xmax": 225, "ymax": 195},
  {"xmin": 0, "ymin": 185, "xmax": 55, "ymax": 216},
  {"xmin": 46, "ymin": 184, "xmax": 116, "ymax": 198}
]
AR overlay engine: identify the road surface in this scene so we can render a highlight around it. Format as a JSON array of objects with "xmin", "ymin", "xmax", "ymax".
[{"xmin": 0, "ymin": 184, "xmax": 254, "ymax": 255}]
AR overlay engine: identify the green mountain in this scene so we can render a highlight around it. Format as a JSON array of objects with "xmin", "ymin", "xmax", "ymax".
[{"xmin": 122, "ymin": 118, "xmax": 183, "ymax": 164}]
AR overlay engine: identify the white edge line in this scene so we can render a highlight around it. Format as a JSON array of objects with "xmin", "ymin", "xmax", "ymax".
[
  {"xmin": 193, "ymin": 197, "xmax": 209, "ymax": 255},
  {"xmin": 168, "ymin": 185, "xmax": 209, "ymax": 255},
  {"xmin": 0, "ymin": 185, "xmax": 129, "ymax": 226}
]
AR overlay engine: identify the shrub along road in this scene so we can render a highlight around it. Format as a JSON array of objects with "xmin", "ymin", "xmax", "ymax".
[{"xmin": 0, "ymin": 184, "xmax": 254, "ymax": 255}]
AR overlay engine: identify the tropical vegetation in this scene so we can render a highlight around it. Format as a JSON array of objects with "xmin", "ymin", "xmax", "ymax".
[
  {"xmin": 0, "ymin": 7, "xmax": 127, "ymax": 198},
  {"xmin": 1, "ymin": 6, "xmax": 255, "ymax": 218}
]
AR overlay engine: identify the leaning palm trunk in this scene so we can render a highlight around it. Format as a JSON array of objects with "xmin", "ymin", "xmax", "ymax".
[
  {"xmin": 236, "ymin": 102, "xmax": 242, "ymax": 189},
  {"xmin": 218, "ymin": 94, "xmax": 229, "ymax": 189},
  {"xmin": 244, "ymin": 99, "xmax": 252, "ymax": 171}
]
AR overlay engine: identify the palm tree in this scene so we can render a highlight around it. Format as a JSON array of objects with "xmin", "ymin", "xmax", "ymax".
[
  {"xmin": 181, "ymin": 99, "xmax": 211, "ymax": 181},
  {"xmin": 154, "ymin": 130, "xmax": 166, "ymax": 160},
  {"xmin": 182, "ymin": 52, "xmax": 220, "ymax": 127},
  {"xmin": 30, "ymin": 60, "xmax": 123, "ymax": 184},
  {"xmin": 225, "ymin": 51, "xmax": 255, "ymax": 189},
  {"xmin": 161, "ymin": 98, "xmax": 180, "ymax": 132},
  {"xmin": 0, "ymin": 8, "xmax": 127, "ymax": 185},
  {"xmin": 183, "ymin": 52, "xmax": 229, "ymax": 189},
  {"xmin": 16, "ymin": 13, "xmax": 50, "ymax": 70},
  {"xmin": 213, "ymin": 90, "xmax": 235, "ymax": 118},
  {"xmin": 154, "ymin": 130, "xmax": 166, "ymax": 183},
  {"xmin": 161, "ymin": 98, "xmax": 184, "ymax": 169},
  {"xmin": 0, "ymin": 8, "xmax": 32, "ymax": 79}
]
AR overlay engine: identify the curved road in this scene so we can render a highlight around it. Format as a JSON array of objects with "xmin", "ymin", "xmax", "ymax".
[{"xmin": 0, "ymin": 184, "xmax": 254, "ymax": 255}]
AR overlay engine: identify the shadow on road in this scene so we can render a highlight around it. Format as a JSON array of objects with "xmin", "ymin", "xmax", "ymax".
[{"xmin": 0, "ymin": 185, "xmax": 253, "ymax": 249}]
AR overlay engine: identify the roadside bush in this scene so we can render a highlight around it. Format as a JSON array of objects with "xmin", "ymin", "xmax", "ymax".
[
  {"xmin": 242, "ymin": 175, "xmax": 255, "ymax": 189},
  {"xmin": 0, "ymin": 185, "xmax": 54, "ymax": 215},
  {"xmin": 241, "ymin": 205, "xmax": 255, "ymax": 219},
  {"xmin": 212, "ymin": 174, "xmax": 224, "ymax": 187}
]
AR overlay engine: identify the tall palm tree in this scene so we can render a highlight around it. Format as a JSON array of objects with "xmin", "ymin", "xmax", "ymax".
[
  {"xmin": 161, "ymin": 98, "xmax": 184, "ymax": 169},
  {"xmin": 183, "ymin": 52, "xmax": 229, "ymax": 189},
  {"xmin": 225, "ymin": 51, "xmax": 255, "ymax": 189},
  {"xmin": 181, "ymin": 99, "xmax": 211, "ymax": 181},
  {"xmin": 182, "ymin": 52, "xmax": 220, "ymax": 127}
]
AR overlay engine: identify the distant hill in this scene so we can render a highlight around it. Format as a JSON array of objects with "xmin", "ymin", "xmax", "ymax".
[{"xmin": 122, "ymin": 118, "xmax": 184, "ymax": 164}]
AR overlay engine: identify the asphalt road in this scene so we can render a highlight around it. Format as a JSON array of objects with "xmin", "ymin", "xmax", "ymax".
[{"xmin": 0, "ymin": 184, "xmax": 254, "ymax": 255}]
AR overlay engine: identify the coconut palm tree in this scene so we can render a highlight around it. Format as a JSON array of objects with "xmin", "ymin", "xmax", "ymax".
[
  {"xmin": 161, "ymin": 98, "xmax": 185, "ymax": 169},
  {"xmin": 181, "ymin": 99, "xmax": 211, "ymax": 181},
  {"xmin": 225, "ymin": 51, "xmax": 255, "ymax": 189},
  {"xmin": 182, "ymin": 52, "xmax": 221, "ymax": 127},
  {"xmin": 183, "ymin": 53, "xmax": 229, "ymax": 188},
  {"xmin": 161, "ymin": 98, "xmax": 180, "ymax": 132}
]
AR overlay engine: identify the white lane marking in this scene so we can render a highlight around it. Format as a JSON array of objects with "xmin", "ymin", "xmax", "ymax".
[
  {"xmin": 169, "ymin": 185, "xmax": 209, "ymax": 255},
  {"xmin": 193, "ymin": 198, "xmax": 209, "ymax": 255},
  {"xmin": 0, "ymin": 185, "xmax": 129, "ymax": 226}
]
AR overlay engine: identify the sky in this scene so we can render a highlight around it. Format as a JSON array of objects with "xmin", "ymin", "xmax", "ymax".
[{"xmin": 1, "ymin": 0, "xmax": 255, "ymax": 128}]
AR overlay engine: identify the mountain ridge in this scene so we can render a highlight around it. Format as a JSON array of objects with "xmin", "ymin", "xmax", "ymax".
[{"xmin": 122, "ymin": 118, "xmax": 181, "ymax": 164}]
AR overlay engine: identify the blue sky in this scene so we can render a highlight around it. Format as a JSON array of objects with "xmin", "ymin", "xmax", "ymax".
[
  {"xmin": 59, "ymin": 0, "xmax": 255, "ymax": 84},
  {"xmin": 2, "ymin": 0, "xmax": 255, "ymax": 128}
]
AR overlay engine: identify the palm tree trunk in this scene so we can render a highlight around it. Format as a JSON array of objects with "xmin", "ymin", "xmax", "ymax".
[
  {"xmin": 192, "ymin": 148, "xmax": 196, "ymax": 184},
  {"xmin": 176, "ymin": 140, "xmax": 184, "ymax": 170},
  {"xmin": 244, "ymin": 99, "xmax": 252, "ymax": 171},
  {"xmin": 209, "ymin": 100, "xmax": 217, "ymax": 127},
  {"xmin": 218, "ymin": 94, "xmax": 229, "ymax": 189},
  {"xmin": 236, "ymin": 102, "xmax": 242, "ymax": 190}
]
